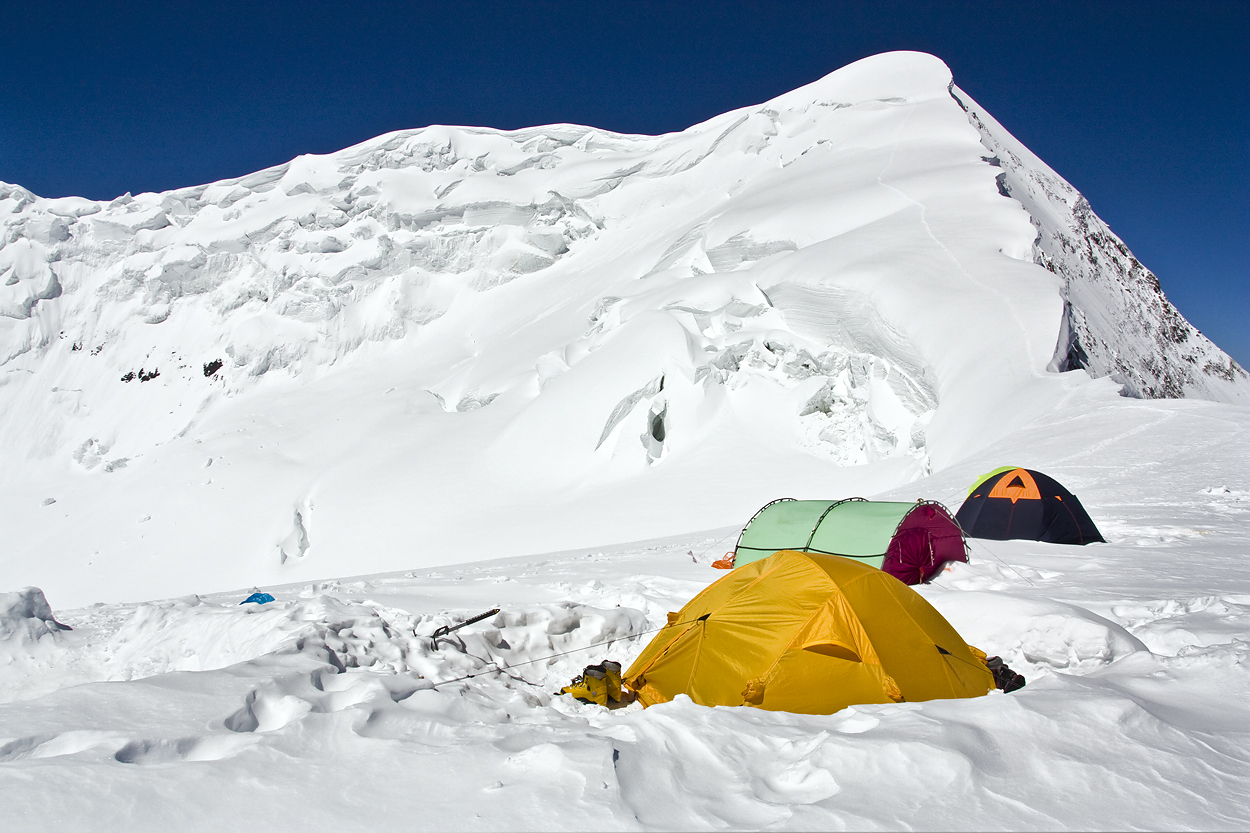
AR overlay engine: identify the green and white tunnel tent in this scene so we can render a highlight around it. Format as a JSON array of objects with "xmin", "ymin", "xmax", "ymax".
[{"xmin": 733, "ymin": 498, "xmax": 968, "ymax": 585}]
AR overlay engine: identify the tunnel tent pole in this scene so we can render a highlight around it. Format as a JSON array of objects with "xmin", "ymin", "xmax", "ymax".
[
  {"xmin": 733, "ymin": 497, "xmax": 796, "ymax": 556},
  {"xmin": 801, "ymin": 497, "xmax": 868, "ymax": 553}
]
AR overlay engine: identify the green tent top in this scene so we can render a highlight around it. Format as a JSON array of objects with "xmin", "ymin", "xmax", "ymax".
[
  {"xmin": 966, "ymin": 466, "xmax": 1019, "ymax": 497},
  {"xmin": 733, "ymin": 498, "xmax": 932, "ymax": 570}
]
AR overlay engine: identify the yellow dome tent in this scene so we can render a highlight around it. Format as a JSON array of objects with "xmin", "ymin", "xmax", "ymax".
[{"xmin": 624, "ymin": 550, "xmax": 994, "ymax": 714}]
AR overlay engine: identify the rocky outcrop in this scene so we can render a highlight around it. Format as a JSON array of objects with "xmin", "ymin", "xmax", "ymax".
[{"xmin": 950, "ymin": 85, "xmax": 1249, "ymax": 404}]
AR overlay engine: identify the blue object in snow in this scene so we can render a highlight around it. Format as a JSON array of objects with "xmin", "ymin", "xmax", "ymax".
[{"xmin": 240, "ymin": 592, "xmax": 275, "ymax": 605}]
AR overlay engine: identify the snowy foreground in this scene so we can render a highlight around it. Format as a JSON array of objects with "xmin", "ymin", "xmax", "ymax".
[
  {"xmin": 1, "ymin": 50, "xmax": 1249, "ymax": 829},
  {"xmin": 2, "ymin": 399, "xmax": 1248, "ymax": 830}
]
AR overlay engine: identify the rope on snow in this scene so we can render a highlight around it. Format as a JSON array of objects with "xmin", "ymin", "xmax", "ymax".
[{"xmin": 967, "ymin": 538, "xmax": 1038, "ymax": 587}]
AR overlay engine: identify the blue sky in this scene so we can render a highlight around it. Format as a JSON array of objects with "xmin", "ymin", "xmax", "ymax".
[{"xmin": 2, "ymin": 1, "xmax": 1245, "ymax": 365}]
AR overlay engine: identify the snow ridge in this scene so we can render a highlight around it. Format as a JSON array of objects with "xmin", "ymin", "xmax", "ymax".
[
  {"xmin": 949, "ymin": 85, "xmax": 1249, "ymax": 404},
  {"xmin": 0, "ymin": 62, "xmax": 958, "ymax": 481}
]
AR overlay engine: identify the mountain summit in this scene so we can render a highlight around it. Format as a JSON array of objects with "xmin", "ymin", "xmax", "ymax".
[{"xmin": 1, "ymin": 51, "xmax": 1245, "ymax": 605}]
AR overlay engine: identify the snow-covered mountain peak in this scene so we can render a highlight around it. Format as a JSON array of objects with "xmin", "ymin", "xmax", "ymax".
[{"xmin": 1, "ymin": 51, "xmax": 1245, "ymax": 605}]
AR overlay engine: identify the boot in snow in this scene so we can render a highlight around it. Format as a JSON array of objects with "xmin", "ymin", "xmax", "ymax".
[
  {"xmin": 560, "ymin": 666, "xmax": 609, "ymax": 706},
  {"xmin": 598, "ymin": 660, "xmax": 623, "ymax": 702}
]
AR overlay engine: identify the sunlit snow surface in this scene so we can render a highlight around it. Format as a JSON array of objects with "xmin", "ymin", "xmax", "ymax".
[
  {"xmin": 2, "ymin": 400, "xmax": 1248, "ymax": 830},
  {"xmin": 1, "ymin": 51, "xmax": 1248, "ymax": 829}
]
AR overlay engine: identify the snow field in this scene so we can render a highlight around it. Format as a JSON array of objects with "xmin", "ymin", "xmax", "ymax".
[
  {"xmin": 1, "ymin": 516, "xmax": 1246, "ymax": 830},
  {"xmin": 3, "ymin": 394, "xmax": 1248, "ymax": 830}
]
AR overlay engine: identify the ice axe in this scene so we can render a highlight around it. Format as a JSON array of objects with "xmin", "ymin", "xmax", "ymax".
[{"xmin": 426, "ymin": 608, "xmax": 500, "ymax": 646}]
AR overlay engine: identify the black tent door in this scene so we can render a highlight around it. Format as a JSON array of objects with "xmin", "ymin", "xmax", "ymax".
[{"xmin": 1040, "ymin": 494, "xmax": 1102, "ymax": 545}]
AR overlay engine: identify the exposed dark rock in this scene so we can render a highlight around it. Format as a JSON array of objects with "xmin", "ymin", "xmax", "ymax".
[{"xmin": 953, "ymin": 85, "xmax": 1248, "ymax": 404}]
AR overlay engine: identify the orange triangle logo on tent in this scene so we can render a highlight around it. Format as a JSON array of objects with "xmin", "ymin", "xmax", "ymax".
[{"xmin": 987, "ymin": 468, "xmax": 1041, "ymax": 503}]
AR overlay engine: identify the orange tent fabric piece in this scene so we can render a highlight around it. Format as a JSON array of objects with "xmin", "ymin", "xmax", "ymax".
[
  {"xmin": 987, "ymin": 468, "xmax": 1042, "ymax": 503},
  {"xmin": 624, "ymin": 551, "xmax": 993, "ymax": 714}
]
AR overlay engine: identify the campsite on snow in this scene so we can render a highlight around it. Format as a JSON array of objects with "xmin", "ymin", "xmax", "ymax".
[{"xmin": 1, "ymin": 51, "xmax": 1247, "ymax": 830}]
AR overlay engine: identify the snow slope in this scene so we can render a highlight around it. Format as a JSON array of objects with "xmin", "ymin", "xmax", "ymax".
[
  {"xmin": 2, "ymin": 51, "xmax": 1245, "ymax": 607},
  {"xmin": 0, "ymin": 396, "xmax": 1246, "ymax": 830}
]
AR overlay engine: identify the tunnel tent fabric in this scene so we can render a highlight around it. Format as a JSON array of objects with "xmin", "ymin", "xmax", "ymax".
[
  {"xmin": 733, "ymin": 498, "xmax": 967, "ymax": 585},
  {"xmin": 955, "ymin": 467, "xmax": 1105, "ymax": 545},
  {"xmin": 624, "ymin": 550, "xmax": 995, "ymax": 714}
]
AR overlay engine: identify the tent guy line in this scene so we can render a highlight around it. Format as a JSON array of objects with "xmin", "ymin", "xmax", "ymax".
[
  {"xmin": 423, "ymin": 616, "xmax": 690, "ymax": 690},
  {"xmin": 687, "ymin": 530, "xmax": 743, "ymax": 565},
  {"xmin": 965, "ymin": 539, "xmax": 1038, "ymax": 588}
]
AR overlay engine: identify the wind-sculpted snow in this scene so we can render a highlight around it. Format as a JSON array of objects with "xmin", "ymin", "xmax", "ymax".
[
  {"xmin": 0, "ymin": 142, "xmax": 601, "ymax": 366},
  {"xmin": 0, "ymin": 441, "xmax": 1247, "ymax": 831},
  {"xmin": 0, "ymin": 583, "xmax": 647, "ymax": 707}
]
